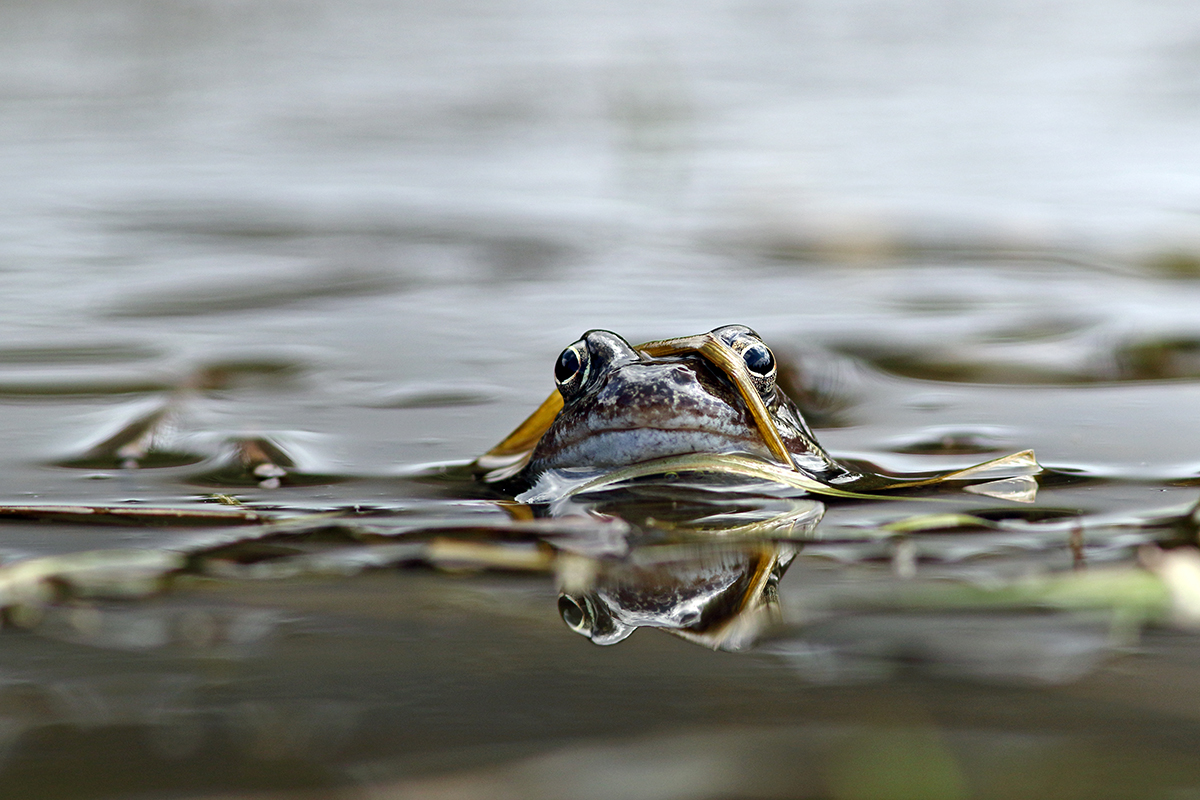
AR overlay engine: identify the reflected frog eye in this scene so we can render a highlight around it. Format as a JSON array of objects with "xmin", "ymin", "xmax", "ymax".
[
  {"xmin": 554, "ymin": 343, "xmax": 589, "ymax": 396},
  {"xmin": 558, "ymin": 595, "xmax": 590, "ymax": 633}
]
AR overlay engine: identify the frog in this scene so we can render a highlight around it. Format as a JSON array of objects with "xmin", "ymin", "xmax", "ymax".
[
  {"xmin": 475, "ymin": 324, "xmax": 1039, "ymax": 501},
  {"xmin": 475, "ymin": 324, "xmax": 858, "ymax": 490}
]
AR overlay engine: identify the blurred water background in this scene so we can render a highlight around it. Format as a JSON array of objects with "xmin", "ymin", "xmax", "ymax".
[{"xmin": 4, "ymin": 0, "xmax": 1200, "ymax": 797}]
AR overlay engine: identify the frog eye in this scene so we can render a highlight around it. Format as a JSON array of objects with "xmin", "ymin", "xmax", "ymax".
[
  {"xmin": 713, "ymin": 326, "xmax": 777, "ymax": 396},
  {"xmin": 554, "ymin": 342, "xmax": 590, "ymax": 396},
  {"xmin": 741, "ymin": 343, "xmax": 776, "ymax": 379},
  {"xmin": 740, "ymin": 342, "xmax": 777, "ymax": 396}
]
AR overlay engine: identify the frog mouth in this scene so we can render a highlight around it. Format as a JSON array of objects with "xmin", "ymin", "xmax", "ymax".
[{"xmin": 534, "ymin": 423, "xmax": 773, "ymax": 470}]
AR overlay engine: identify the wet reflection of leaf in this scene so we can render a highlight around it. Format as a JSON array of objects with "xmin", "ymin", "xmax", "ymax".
[{"xmin": 963, "ymin": 475, "xmax": 1039, "ymax": 503}]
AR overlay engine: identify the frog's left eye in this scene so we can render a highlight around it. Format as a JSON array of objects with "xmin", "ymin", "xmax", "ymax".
[{"xmin": 554, "ymin": 342, "xmax": 590, "ymax": 398}]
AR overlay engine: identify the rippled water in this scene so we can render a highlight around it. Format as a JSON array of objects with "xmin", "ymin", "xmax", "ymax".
[{"xmin": 5, "ymin": 0, "xmax": 1200, "ymax": 797}]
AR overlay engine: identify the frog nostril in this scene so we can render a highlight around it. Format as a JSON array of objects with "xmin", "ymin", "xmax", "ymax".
[{"xmin": 666, "ymin": 367, "xmax": 698, "ymax": 388}]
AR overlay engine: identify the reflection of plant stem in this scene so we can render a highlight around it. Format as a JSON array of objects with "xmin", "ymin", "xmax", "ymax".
[{"xmin": 1070, "ymin": 522, "xmax": 1086, "ymax": 571}]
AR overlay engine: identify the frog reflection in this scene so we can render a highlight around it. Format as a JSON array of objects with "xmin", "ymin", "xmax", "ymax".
[
  {"xmin": 556, "ymin": 540, "xmax": 799, "ymax": 651},
  {"xmin": 543, "ymin": 484, "xmax": 822, "ymax": 651}
]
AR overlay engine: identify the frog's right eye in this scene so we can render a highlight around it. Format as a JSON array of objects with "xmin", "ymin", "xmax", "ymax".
[{"xmin": 554, "ymin": 342, "xmax": 590, "ymax": 396}]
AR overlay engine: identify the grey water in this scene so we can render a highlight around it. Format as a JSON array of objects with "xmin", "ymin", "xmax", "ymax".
[{"xmin": 5, "ymin": 0, "xmax": 1200, "ymax": 797}]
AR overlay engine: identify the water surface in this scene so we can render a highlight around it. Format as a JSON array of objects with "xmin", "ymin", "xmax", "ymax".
[{"xmin": 5, "ymin": 0, "xmax": 1200, "ymax": 797}]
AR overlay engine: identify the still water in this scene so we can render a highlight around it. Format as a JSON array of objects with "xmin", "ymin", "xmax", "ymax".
[{"xmin": 4, "ymin": 0, "xmax": 1200, "ymax": 797}]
